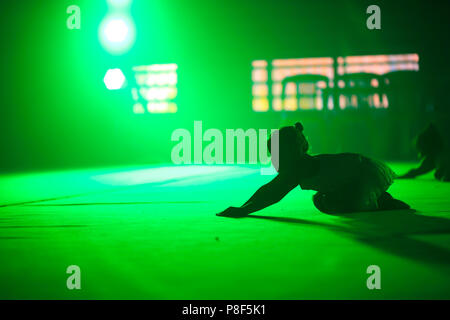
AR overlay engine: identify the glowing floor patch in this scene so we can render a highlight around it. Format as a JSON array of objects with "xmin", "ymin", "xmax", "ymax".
[{"xmin": 91, "ymin": 165, "xmax": 251, "ymax": 186}]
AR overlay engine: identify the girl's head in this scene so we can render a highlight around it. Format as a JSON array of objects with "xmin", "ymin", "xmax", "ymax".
[
  {"xmin": 267, "ymin": 122, "xmax": 309, "ymax": 172},
  {"xmin": 415, "ymin": 123, "xmax": 443, "ymax": 158}
]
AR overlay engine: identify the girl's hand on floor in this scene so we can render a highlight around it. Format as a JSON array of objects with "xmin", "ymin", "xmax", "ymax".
[{"xmin": 216, "ymin": 206, "xmax": 249, "ymax": 218}]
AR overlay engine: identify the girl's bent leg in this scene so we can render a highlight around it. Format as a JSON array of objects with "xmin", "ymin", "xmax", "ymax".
[{"xmin": 313, "ymin": 191, "xmax": 377, "ymax": 214}]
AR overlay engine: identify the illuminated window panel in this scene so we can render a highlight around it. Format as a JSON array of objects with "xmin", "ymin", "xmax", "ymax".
[
  {"xmin": 131, "ymin": 63, "xmax": 178, "ymax": 114},
  {"xmin": 339, "ymin": 95, "xmax": 346, "ymax": 109},
  {"xmin": 133, "ymin": 102, "xmax": 145, "ymax": 114},
  {"xmin": 299, "ymin": 83, "xmax": 315, "ymax": 94},
  {"xmin": 252, "ymin": 60, "xmax": 268, "ymax": 68},
  {"xmin": 272, "ymin": 57, "xmax": 333, "ymax": 67},
  {"xmin": 251, "ymin": 53, "xmax": 419, "ymax": 112},
  {"xmin": 299, "ymin": 97, "xmax": 316, "ymax": 110},
  {"xmin": 272, "ymin": 98, "xmax": 283, "ymax": 111},
  {"xmin": 252, "ymin": 69, "xmax": 268, "ymax": 82},
  {"xmin": 146, "ymin": 102, "xmax": 177, "ymax": 113},
  {"xmin": 335, "ymin": 54, "xmax": 417, "ymax": 109},
  {"xmin": 252, "ymin": 60, "xmax": 269, "ymax": 112},
  {"xmin": 315, "ymin": 96, "xmax": 324, "ymax": 110},
  {"xmin": 337, "ymin": 54, "xmax": 419, "ymax": 75},
  {"xmin": 285, "ymin": 82, "xmax": 298, "ymax": 95},
  {"xmin": 271, "ymin": 57, "xmax": 334, "ymax": 111},
  {"xmin": 284, "ymin": 97, "xmax": 298, "ymax": 111},
  {"xmin": 382, "ymin": 94, "xmax": 389, "ymax": 108},
  {"xmin": 252, "ymin": 98, "xmax": 269, "ymax": 112},
  {"xmin": 351, "ymin": 95, "xmax": 358, "ymax": 107},
  {"xmin": 252, "ymin": 84, "xmax": 268, "ymax": 96},
  {"xmin": 272, "ymin": 83, "xmax": 282, "ymax": 96},
  {"xmin": 326, "ymin": 96, "xmax": 333, "ymax": 110},
  {"xmin": 272, "ymin": 67, "xmax": 333, "ymax": 82}
]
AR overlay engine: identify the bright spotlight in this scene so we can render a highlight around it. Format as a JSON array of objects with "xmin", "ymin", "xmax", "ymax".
[
  {"xmin": 105, "ymin": 19, "xmax": 129, "ymax": 43},
  {"xmin": 99, "ymin": 15, "xmax": 135, "ymax": 55},
  {"xmin": 104, "ymin": 68, "xmax": 126, "ymax": 90}
]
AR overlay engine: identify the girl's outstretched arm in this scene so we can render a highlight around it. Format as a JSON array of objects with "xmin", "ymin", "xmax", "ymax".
[
  {"xmin": 216, "ymin": 174, "xmax": 299, "ymax": 217},
  {"xmin": 398, "ymin": 156, "xmax": 435, "ymax": 179}
]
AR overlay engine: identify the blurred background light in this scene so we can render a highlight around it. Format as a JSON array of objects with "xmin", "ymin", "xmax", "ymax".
[
  {"xmin": 131, "ymin": 64, "xmax": 178, "ymax": 113},
  {"xmin": 99, "ymin": 15, "xmax": 136, "ymax": 55},
  {"xmin": 104, "ymin": 68, "xmax": 126, "ymax": 90}
]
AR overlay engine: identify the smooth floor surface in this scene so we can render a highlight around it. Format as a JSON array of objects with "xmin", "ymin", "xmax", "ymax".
[{"xmin": 0, "ymin": 163, "xmax": 449, "ymax": 299}]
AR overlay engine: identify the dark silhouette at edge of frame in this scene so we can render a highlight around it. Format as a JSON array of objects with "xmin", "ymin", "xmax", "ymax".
[
  {"xmin": 217, "ymin": 122, "xmax": 410, "ymax": 218},
  {"xmin": 398, "ymin": 123, "xmax": 450, "ymax": 181}
]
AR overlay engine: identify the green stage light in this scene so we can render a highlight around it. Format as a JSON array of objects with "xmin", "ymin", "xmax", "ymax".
[
  {"xmin": 104, "ymin": 68, "xmax": 126, "ymax": 90},
  {"xmin": 107, "ymin": 0, "xmax": 132, "ymax": 8},
  {"xmin": 99, "ymin": 15, "xmax": 136, "ymax": 55},
  {"xmin": 105, "ymin": 19, "xmax": 129, "ymax": 43}
]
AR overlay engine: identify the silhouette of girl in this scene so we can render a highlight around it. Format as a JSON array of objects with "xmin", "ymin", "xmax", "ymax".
[
  {"xmin": 217, "ymin": 122, "xmax": 409, "ymax": 217},
  {"xmin": 398, "ymin": 123, "xmax": 450, "ymax": 181}
]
